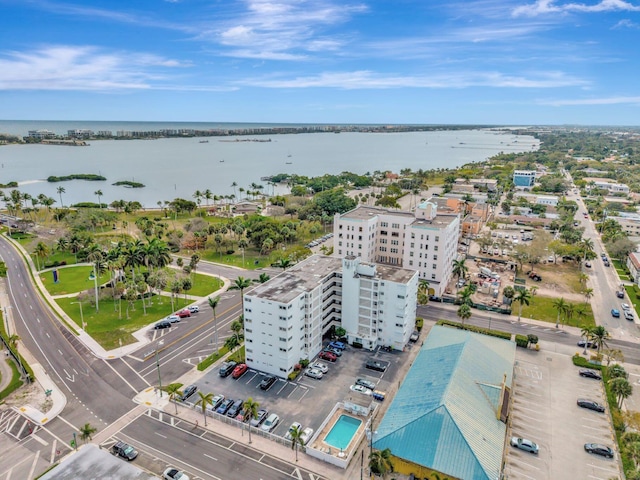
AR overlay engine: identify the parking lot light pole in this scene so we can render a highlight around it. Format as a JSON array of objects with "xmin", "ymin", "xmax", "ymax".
[{"xmin": 155, "ymin": 349, "xmax": 163, "ymax": 397}]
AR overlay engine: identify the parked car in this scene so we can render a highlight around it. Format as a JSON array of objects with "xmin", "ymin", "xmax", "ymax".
[
  {"xmin": 622, "ymin": 303, "xmax": 631, "ymax": 311},
  {"xmin": 350, "ymin": 384, "xmax": 373, "ymax": 395},
  {"xmin": 611, "ymin": 308, "xmax": 620, "ymax": 318},
  {"xmin": 236, "ymin": 407, "xmax": 250, "ymax": 422},
  {"xmin": 226, "ymin": 399, "xmax": 244, "ymax": 418},
  {"xmin": 585, "ymin": 261, "xmax": 591, "ymax": 268},
  {"xmin": 180, "ymin": 384, "xmax": 198, "ymax": 402},
  {"xmin": 616, "ymin": 290, "xmax": 625, "ymax": 298},
  {"xmin": 187, "ymin": 305, "xmax": 200, "ymax": 313},
  {"xmin": 176, "ymin": 309, "xmax": 191, "ymax": 318},
  {"xmin": 300, "ymin": 427, "xmax": 314, "ymax": 445},
  {"xmin": 261, "ymin": 413, "xmax": 280, "ymax": 432},
  {"xmin": 259, "ymin": 375, "xmax": 277, "ymax": 390},
  {"xmin": 603, "ymin": 260, "xmax": 610, "ymax": 267},
  {"xmin": 209, "ymin": 394, "xmax": 225, "ymax": 411},
  {"xmin": 305, "ymin": 368, "xmax": 324, "ymax": 380},
  {"xmin": 219, "ymin": 361, "xmax": 237, "ymax": 378},
  {"xmin": 163, "ymin": 468, "xmax": 189, "ymax": 480},
  {"xmin": 112, "ymin": 441, "xmax": 139, "ymax": 461},
  {"xmin": 328, "ymin": 341, "xmax": 346, "ymax": 350},
  {"xmin": 232, "ymin": 363, "xmax": 249, "ymax": 379},
  {"xmin": 319, "ymin": 351, "xmax": 337, "ymax": 362},
  {"xmin": 584, "ymin": 443, "xmax": 614, "ymax": 458},
  {"xmin": 510, "ymin": 437, "xmax": 539, "ymax": 454},
  {"xmin": 365, "ymin": 359, "xmax": 387, "ymax": 372},
  {"xmin": 154, "ymin": 320, "xmax": 172, "ymax": 329},
  {"xmin": 284, "ymin": 422, "xmax": 302, "ymax": 440},
  {"xmin": 249, "ymin": 409, "xmax": 268, "ymax": 427},
  {"xmin": 579, "ymin": 369, "xmax": 602, "ymax": 380},
  {"xmin": 577, "ymin": 399, "xmax": 605, "ymax": 413},
  {"xmin": 409, "ymin": 331, "xmax": 420, "ymax": 342},
  {"xmin": 167, "ymin": 315, "xmax": 181, "ymax": 323},
  {"xmin": 356, "ymin": 378, "xmax": 377, "ymax": 390},
  {"xmin": 625, "ymin": 310, "xmax": 635, "ymax": 321},
  {"xmin": 323, "ymin": 347, "xmax": 342, "ymax": 357},
  {"xmin": 310, "ymin": 362, "xmax": 329, "ymax": 374},
  {"xmin": 216, "ymin": 398, "xmax": 234, "ymax": 415}
]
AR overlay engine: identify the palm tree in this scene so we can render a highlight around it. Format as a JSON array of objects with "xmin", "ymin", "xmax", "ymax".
[
  {"xmin": 243, "ymin": 397, "xmax": 260, "ymax": 444},
  {"xmin": 56, "ymin": 186, "xmax": 66, "ymax": 208},
  {"xmin": 230, "ymin": 277, "xmax": 252, "ymax": 316},
  {"xmin": 552, "ymin": 297, "xmax": 567, "ymax": 328},
  {"xmin": 564, "ymin": 303, "xmax": 575, "ymax": 326},
  {"xmin": 194, "ymin": 391, "xmax": 214, "ymax": 426},
  {"xmin": 208, "ymin": 295, "xmax": 220, "ymax": 354},
  {"xmin": 452, "ymin": 259, "xmax": 468, "ymax": 290},
  {"xmin": 289, "ymin": 424, "xmax": 305, "ymax": 461},
  {"xmin": 458, "ymin": 285, "xmax": 475, "ymax": 307},
  {"xmin": 417, "ymin": 280, "xmax": 430, "ymax": 305},
  {"xmin": 33, "ymin": 241, "xmax": 50, "ymax": 271},
  {"xmin": 231, "ymin": 181, "xmax": 238, "ymax": 199},
  {"xmin": 591, "ymin": 325, "xmax": 610, "ymax": 355},
  {"xmin": 230, "ymin": 319, "xmax": 244, "ymax": 345},
  {"xmin": 254, "ymin": 273, "xmax": 270, "ymax": 284},
  {"xmin": 274, "ymin": 258, "xmax": 292, "ymax": 270},
  {"xmin": 78, "ymin": 422, "xmax": 97, "ymax": 443},
  {"xmin": 457, "ymin": 303, "xmax": 471, "ymax": 326},
  {"xmin": 163, "ymin": 383, "xmax": 183, "ymax": 414},
  {"xmin": 583, "ymin": 288, "xmax": 594, "ymax": 304},
  {"xmin": 224, "ymin": 335, "xmax": 240, "ymax": 353},
  {"xmin": 513, "ymin": 288, "xmax": 531, "ymax": 322},
  {"xmin": 369, "ymin": 448, "xmax": 394, "ymax": 478},
  {"xmin": 94, "ymin": 190, "xmax": 103, "ymax": 208},
  {"xmin": 610, "ymin": 377, "xmax": 633, "ymax": 409},
  {"xmin": 85, "ymin": 243, "xmax": 104, "ymax": 312},
  {"xmin": 580, "ymin": 325, "xmax": 594, "ymax": 355}
]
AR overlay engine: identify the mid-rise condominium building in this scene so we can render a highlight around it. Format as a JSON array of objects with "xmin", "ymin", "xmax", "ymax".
[
  {"xmin": 513, "ymin": 170, "xmax": 536, "ymax": 187},
  {"xmin": 332, "ymin": 201, "xmax": 460, "ymax": 297},
  {"xmin": 243, "ymin": 255, "xmax": 418, "ymax": 379}
]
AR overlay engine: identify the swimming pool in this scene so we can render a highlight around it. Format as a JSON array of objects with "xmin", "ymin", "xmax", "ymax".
[{"xmin": 324, "ymin": 415, "xmax": 362, "ymax": 450}]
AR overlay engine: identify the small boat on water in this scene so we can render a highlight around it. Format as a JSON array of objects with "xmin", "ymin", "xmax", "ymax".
[
  {"xmin": 220, "ymin": 159, "xmax": 225, "ymax": 163},
  {"xmin": 199, "ymin": 140, "xmax": 209, "ymax": 143},
  {"xmin": 286, "ymin": 162, "xmax": 292, "ymax": 165}
]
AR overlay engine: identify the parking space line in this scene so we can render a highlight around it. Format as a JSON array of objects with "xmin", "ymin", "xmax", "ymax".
[
  {"xmin": 513, "ymin": 405, "xmax": 543, "ymax": 414},
  {"xmin": 587, "ymin": 462, "xmax": 618, "ymax": 473},
  {"xmin": 582, "ymin": 424, "xmax": 608, "ymax": 432},
  {"xmin": 511, "ymin": 412, "xmax": 544, "ymax": 422},
  {"xmin": 508, "ymin": 456, "xmax": 541, "ymax": 470},
  {"xmin": 517, "ymin": 390, "xmax": 543, "ymax": 397}
]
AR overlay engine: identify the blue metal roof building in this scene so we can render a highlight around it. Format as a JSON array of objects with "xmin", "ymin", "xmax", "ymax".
[{"xmin": 372, "ymin": 325, "xmax": 515, "ymax": 480}]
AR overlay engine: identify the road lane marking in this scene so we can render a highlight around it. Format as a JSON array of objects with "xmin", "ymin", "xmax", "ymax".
[
  {"xmin": 27, "ymin": 449, "xmax": 40, "ymax": 480},
  {"xmin": 101, "ymin": 358, "xmax": 139, "ymax": 394},
  {"xmin": 203, "ymin": 453, "xmax": 218, "ymax": 461},
  {"xmin": 155, "ymin": 432, "xmax": 167, "ymax": 439}
]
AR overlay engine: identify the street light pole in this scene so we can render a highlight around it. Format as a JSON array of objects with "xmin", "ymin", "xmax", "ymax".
[{"xmin": 155, "ymin": 348, "xmax": 163, "ymax": 397}]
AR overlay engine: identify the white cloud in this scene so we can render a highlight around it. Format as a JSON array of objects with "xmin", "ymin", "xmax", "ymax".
[
  {"xmin": 540, "ymin": 96, "xmax": 640, "ymax": 105},
  {"xmin": 0, "ymin": 45, "xmax": 188, "ymax": 91},
  {"xmin": 513, "ymin": 0, "xmax": 640, "ymax": 17},
  {"xmin": 238, "ymin": 70, "xmax": 588, "ymax": 89},
  {"xmin": 612, "ymin": 18, "xmax": 640, "ymax": 28}
]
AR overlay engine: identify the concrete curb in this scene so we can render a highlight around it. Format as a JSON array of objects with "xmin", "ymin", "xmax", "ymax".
[{"xmin": 15, "ymin": 363, "xmax": 67, "ymax": 426}]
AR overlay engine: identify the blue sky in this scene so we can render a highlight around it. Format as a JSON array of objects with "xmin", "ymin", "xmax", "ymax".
[{"xmin": 1, "ymin": 0, "xmax": 639, "ymax": 125}]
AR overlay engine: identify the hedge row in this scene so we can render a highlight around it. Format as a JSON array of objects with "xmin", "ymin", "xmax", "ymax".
[
  {"xmin": 436, "ymin": 320, "xmax": 512, "ymax": 340},
  {"xmin": 0, "ymin": 318, "xmax": 35, "ymax": 382}
]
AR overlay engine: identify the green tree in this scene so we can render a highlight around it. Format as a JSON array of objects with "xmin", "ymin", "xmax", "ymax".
[
  {"xmin": 230, "ymin": 277, "xmax": 252, "ymax": 316},
  {"xmin": 552, "ymin": 297, "xmax": 568, "ymax": 328},
  {"xmin": 452, "ymin": 259, "xmax": 468, "ymax": 290},
  {"xmin": 457, "ymin": 303, "xmax": 471, "ymax": 326},
  {"xmin": 78, "ymin": 423, "xmax": 97, "ymax": 444},
  {"xmin": 56, "ymin": 186, "xmax": 65, "ymax": 208},
  {"xmin": 513, "ymin": 288, "xmax": 531, "ymax": 322},
  {"xmin": 243, "ymin": 397, "xmax": 260, "ymax": 444},
  {"xmin": 94, "ymin": 189, "xmax": 103, "ymax": 208},
  {"xmin": 289, "ymin": 424, "xmax": 305, "ymax": 462},
  {"xmin": 33, "ymin": 241, "xmax": 50, "ymax": 271},
  {"xmin": 369, "ymin": 448, "xmax": 394, "ymax": 478},
  {"xmin": 591, "ymin": 325, "xmax": 610, "ymax": 355},
  {"xmin": 163, "ymin": 383, "xmax": 183, "ymax": 414},
  {"xmin": 208, "ymin": 295, "xmax": 220, "ymax": 354},
  {"xmin": 610, "ymin": 377, "xmax": 633, "ymax": 409},
  {"xmin": 195, "ymin": 391, "xmax": 214, "ymax": 426},
  {"xmin": 255, "ymin": 273, "xmax": 271, "ymax": 284},
  {"xmin": 417, "ymin": 280, "xmax": 430, "ymax": 305}
]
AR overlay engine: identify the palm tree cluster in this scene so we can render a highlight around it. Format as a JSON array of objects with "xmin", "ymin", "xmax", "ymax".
[
  {"xmin": 580, "ymin": 324, "xmax": 611, "ymax": 355},
  {"xmin": 0, "ymin": 189, "xmax": 56, "ymax": 221},
  {"xmin": 553, "ymin": 298, "xmax": 589, "ymax": 328}
]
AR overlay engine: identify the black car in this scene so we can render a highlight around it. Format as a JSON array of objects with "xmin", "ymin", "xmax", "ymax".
[
  {"xmin": 616, "ymin": 290, "xmax": 625, "ymax": 299},
  {"xmin": 226, "ymin": 399, "xmax": 244, "ymax": 418},
  {"xmin": 154, "ymin": 320, "xmax": 172, "ymax": 329},
  {"xmin": 584, "ymin": 443, "xmax": 614, "ymax": 458},
  {"xmin": 577, "ymin": 399, "xmax": 605, "ymax": 413},
  {"xmin": 219, "ymin": 361, "xmax": 238, "ymax": 378},
  {"xmin": 112, "ymin": 441, "xmax": 138, "ymax": 461},
  {"xmin": 259, "ymin": 375, "xmax": 277, "ymax": 390},
  {"xmin": 180, "ymin": 384, "xmax": 198, "ymax": 402},
  {"xmin": 216, "ymin": 398, "xmax": 234, "ymax": 415},
  {"xmin": 579, "ymin": 369, "xmax": 602, "ymax": 380},
  {"xmin": 365, "ymin": 359, "xmax": 387, "ymax": 372}
]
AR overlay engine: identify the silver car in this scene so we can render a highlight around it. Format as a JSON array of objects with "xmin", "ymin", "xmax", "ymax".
[
  {"xmin": 510, "ymin": 437, "xmax": 539, "ymax": 454},
  {"xmin": 311, "ymin": 362, "xmax": 329, "ymax": 374},
  {"xmin": 261, "ymin": 413, "xmax": 280, "ymax": 432},
  {"xmin": 304, "ymin": 368, "xmax": 323, "ymax": 380}
]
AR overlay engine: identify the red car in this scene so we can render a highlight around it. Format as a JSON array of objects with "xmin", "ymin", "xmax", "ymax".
[
  {"xmin": 232, "ymin": 363, "xmax": 248, "ymax": 379},
  {"xmin": 176, "ymin": 309, "xmax": 191, "ymax": 318},
  {"xmin": 319, "ymin": 351, "xmax": 337, "ymax": 362}
]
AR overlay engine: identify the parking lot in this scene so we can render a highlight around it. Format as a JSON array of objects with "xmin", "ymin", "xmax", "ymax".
[
  {"xmin": 185, "ymin": 341, "xmax": 414, "ymax": 440},
  {"xmin": 505, "ymin": 349, "xmax": 620, "ymax": 480}
]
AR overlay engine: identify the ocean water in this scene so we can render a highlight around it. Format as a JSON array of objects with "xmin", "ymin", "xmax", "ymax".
[{"xmin": 0, "ymin": 122, "xmax": 538, "ymax": 208}]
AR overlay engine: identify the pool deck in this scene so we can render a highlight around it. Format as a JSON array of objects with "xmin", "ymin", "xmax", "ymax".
[{"xmin": 311, "ymin": 407, "xmax": 367, "ymax": 459}]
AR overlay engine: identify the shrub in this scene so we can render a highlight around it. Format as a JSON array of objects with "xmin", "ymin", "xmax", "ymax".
[
  {"xmin": 515, "ymin": 334, "xmax": 529, "ymax": 348},
  {"xmin": 436, "ymin": 320, "xmax": 511, "ymax": 340},
  {"xmin": 299, "ymin": 358, "xmax": 310, "ymax": 368},
  {"xmin": 352, "ymin": 341, "xmax": 363, "ymax": 349},
  {"xmin": 288, "ymin": 370, "xmax": 300, "ymax": 381},
  {"xmin": 415, "ymin": 317, "xmax": 424, "ymax": 332},
  {"xmin": 197, "ymin": 347, "xmax": 229, "ymax": 371}
]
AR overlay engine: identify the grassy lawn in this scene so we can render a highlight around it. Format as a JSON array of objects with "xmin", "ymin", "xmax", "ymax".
[
  {"xmin": 200, "ymin": 248, "xmax": 273, "ymax": 269},
  {"xmin": 56, "ymin": 294, "xmax": 195, "ymax": 350},
  {"xmin": 534, "ymin": 262, "xmax": 583, "ymax": 293},
  {"xmin": 40, "ymin": 266, "xmax": 110, "ymax": 296},
  {"xmin": 624, "ymin": 285, "xmax": 640, "ymax": 316},
  {"xmin": 40, "ymin": 251, "xmax": 78, "ymax": 268},
  {"xmin": 185, "ymin": 273, "xmax": 223, "ymax": 297},
  {"xmin": 519, "ymin": 295, "xmax": 596, "ymax": 328}
]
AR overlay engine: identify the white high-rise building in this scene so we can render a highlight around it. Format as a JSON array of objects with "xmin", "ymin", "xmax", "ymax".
[
  {"xmin": 243, "ymin": 255, "xmax": 418, "ymax": 379},
  {"xmin": 333, "ymin": 201, "xmax": 460, "ymax": 297}
]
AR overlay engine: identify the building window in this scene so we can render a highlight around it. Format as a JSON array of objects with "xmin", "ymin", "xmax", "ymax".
[
  {"xmin": 433, "ymin": 255, "xmax": 438, "ymax": 260},
  {"xmin": 433, "ymin": 264, "xmax": 437, "ymax": 269},
  {"xmin": 435, "ymin": 236, "xmax": 440, "ymax": 242},
  {"xmin": 431, "ymin": 274, "xmax": 436, "ymax": 279},
  {"xmin": 392, "ymin": 223, "xmax": 399, "ymax": 228},
  {"xmin": 409, "ymin": 260, "xmax": 413, "ymax": 266}
]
